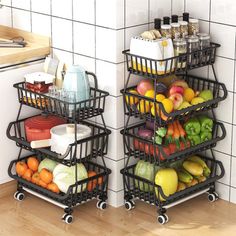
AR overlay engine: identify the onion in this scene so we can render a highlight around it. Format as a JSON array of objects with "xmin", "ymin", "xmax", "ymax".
[{"xmin": 137, "ymin": 128, "xmax": 154, "ymax": 139}]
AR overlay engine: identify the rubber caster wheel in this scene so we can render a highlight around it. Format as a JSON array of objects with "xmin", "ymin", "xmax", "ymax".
[
  {"xmin": 125, "ymin": 200, "xmax": 135, "ymax": 211},
  {"xmin": 62, "ymin": 213, "xmax": 73, "ymax": 224},
  {"xmin": 14, "ymin": 191, "xmax": 25, "ymax": 201},
  {"xmin": 157, "ymin": 214, "xmax": 169, "ymax": 224},
  {"xmin": 208, "ymin": 192, "xmax": 219, "ymax": 202},
  {"xmin": 96, "ymin": 200, "xmax": 107, "ymax": 210}
]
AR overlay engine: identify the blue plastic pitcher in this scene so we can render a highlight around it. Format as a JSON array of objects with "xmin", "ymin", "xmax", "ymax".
[{"xmin": 62, "ymin": 65, "xmax": 90, "ymax": 104}]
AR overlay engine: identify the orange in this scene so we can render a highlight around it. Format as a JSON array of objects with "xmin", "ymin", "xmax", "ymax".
[
  {"xmin": 39, "ymin": 168, "xmax": 53, "ymax": 184},
  {"xmin": 87, "ymin": 171, "xmax": 97, "ymax": 191},
  {"xmin": 27, "ymin": 156, "xmax": 39, "ymax": 172},
  {"xmin": 47, "ymin": 182, "xmax": 60, "ymax": 193},
  {"xmin": 183, "ymin": 88, "xmax": 195, "ymax": 102},
  {"xmin": 22, "ymin": 169, "xmax": 33, "ymax": 182},
  {"xmin": 16, "ymin": 161, "xmax": 28, "ymax": 177},
  {"xmin": 32, "ymin": 172, "xmax": 40, "ymax": 185},
  {"xmin": 161, "ymin": 98, "xmax": 174, "ymax": 113}
]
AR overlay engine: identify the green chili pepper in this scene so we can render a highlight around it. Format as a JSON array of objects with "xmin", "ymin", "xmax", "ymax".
[
  {"xmin": 155, "ymin": 135, "xmax": 163, "ymax": 145},
  {"xmin": 156, "ymin": 127, "xmax": 167, "ymax": 138},
  {"xmin": 198, "ymin": 115, "xmax": 213, "ymax": 132},
  {"xmin": 184, "ymin": 117, "xmax": 201, "ymax": 136},
  {"xmin": 187, "ymin": 135, "xmax": 201, "ymax": 146},
  {"xmin": 200, "ymin": 131, "xmax": 212, "ymax": 142}
]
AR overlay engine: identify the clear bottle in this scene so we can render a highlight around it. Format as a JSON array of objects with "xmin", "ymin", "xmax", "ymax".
[
  {"xmin": 173, "ymin": 38, "xmax": 187, "ymax": 68},
  {"xmin": 179, "ymin": 21, "xmax": 188, "ymax": 38},
  {"xmin": 197, "ymin": 33, "xmax": 210, "ymax": 49},
  {"xmin": 186, "ymin": 35, "xmax": 200, "ymax": 65},
  {"xmin": 161, "ymin": 24, "xmax": 172, "ymax": 38},
  {"xmin": 188, "ymin": 18, "xmax": 199, "ymax": 35},
  {"xmin": 171, "ymin": 22, "xmax": 181, "ymax": 39}
]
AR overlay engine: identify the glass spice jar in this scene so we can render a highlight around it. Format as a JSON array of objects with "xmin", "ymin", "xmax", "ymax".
[
  {"xmin": 188, "ymin": 18, "xmax": 199, "ymax": 35},
  {"xmin": 173, "ymin": 38, "xmax": 187, "ymax": 68},
  {"xmin": 197, "ymin": 33, "xmax": 210, "ymax": 49},
  {"xmin": 171, "ymin": 23, "xmax": 181, "ymax": 39},
  {"xmin": 179, "ymin": 21, "xmax": 188, "ymax": 38},
  {"xmin": 186, "ymin": 35, "xmax": 200, "ymax": 66},
  {"xmin": 161, "ymin": 24, "xmax": 171, "ymax": 38}
]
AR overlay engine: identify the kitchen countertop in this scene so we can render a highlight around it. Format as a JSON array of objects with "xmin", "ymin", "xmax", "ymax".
[{"xmin": 0, "ymin": 25, "xmax": 50, "ymax": 66}]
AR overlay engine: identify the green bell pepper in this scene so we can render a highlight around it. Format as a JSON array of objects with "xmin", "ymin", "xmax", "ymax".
[
  {"xmin": 200, "ymin": 131, "xmax": 212, "ymax": 142},
  {"xmin": 156, "ymin": 127, "xmax": 167, "ymax": 138},
  {"xmin": 187, "ymin": 135, "xmax": 201, "ymax": 146},
  {"xmin": 155, "ymin": 135, "xmax": 162, "ymax": 145},
  {"xmin": 184, "ymin": 117, "xmax": 201, "ymax": 136},
  {"xmin": 198, "ymin": 115, "xmax": 213, "ymax": 132}
]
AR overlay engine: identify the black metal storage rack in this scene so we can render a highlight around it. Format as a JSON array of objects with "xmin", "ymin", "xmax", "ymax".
[
  {"xmin": 120, "ymin": 42, "xmax": 227, "ymax": 224},
  {"xmin": 7, "ymin": 71, "xmax": 111, "ymax": 224}
]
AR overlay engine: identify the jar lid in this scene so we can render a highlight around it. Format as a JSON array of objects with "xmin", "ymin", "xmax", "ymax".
[
  {"xmin": 171, "ymin": 23, "xmax": 180, "ymax": 27},
  {"xmin": 161, "ymin": 24, "xmax": 171, "ymax": 29},
  {"xmin": 189, "ymin": 18, "xmax": 199, "ymax": 23},
  {"xmin": 25, "ymin": 72, "xmax": 54, "ymax": 84},
  {"xmin": 173, "ymin": 38, "xmax": 187, "ymax": 46},
  {"xmin": 186, "ymin": 35, "xmax": 199, "ymax": 43},
  {"xmin": 197, "ymin": 33, "xmax": 210, "ymax": 40},
  {"xmin": 179, "ymin": 21, "xmax": 188, "ymax": 26}
]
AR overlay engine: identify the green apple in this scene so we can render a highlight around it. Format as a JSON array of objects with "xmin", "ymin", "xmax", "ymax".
[{"xmin": 199, "ymin": 90, "xmax": 213, "ymax": 101}]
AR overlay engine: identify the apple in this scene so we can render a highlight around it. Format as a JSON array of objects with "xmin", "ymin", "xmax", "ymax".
[
  {"xmin": 169, "ymin": 93, "xmax": 183, "ymax": 110},
  {"xmin": 168, "ymin": 86, "xmax": 184, "ymax": 96},
  {"xmin": 199, "ymin": 90, "xmax": 213, "ymax": 101},
  {"xmin": 137, "ymin": 80, "xmax": 154, "ymax": 96},
  {"xmin": 171, "ymin": 80, "xmax": 189, "ymax": 89}
]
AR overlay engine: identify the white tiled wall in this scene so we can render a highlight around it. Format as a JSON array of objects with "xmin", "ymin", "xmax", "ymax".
[{"xmin": 1, "ymin": 0, "xmax": 236, "ymax": 207}]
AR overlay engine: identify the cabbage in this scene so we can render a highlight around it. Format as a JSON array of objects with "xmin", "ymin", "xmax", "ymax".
[
  {"xmin": 38, "ymin": 158, "xmax": 57, "ymax": 172},
  {"xmin": 53, "ymin": 163, "xmax": 88, "ymax": 193}
]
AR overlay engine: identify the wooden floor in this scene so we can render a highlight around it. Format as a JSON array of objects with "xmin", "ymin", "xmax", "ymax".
[{"xmin": 1, "ymin": 191, "xmax": 236, "ymax": 236}]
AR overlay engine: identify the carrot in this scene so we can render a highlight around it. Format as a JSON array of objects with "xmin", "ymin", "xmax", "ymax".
[
  {"xmin": 172, "ymin": 121, "xmax": 180, "ymax": 149},
  {"xmin": 176, "ymin": 120, "xmax": 187, "ymax": 147},
  {"xmin": 165, "ymin": 123, "xmax": 174, "ymax": 145}
]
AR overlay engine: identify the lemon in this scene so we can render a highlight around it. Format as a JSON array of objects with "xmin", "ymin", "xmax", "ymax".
[
  {"xmin": 145, "ymin": 89, "xmax": 155, "ymax": 99},
  {"xmin": 137, "ymin": 100, "xmax": 150, "ymax": 114},
  {"xmin": 156, "ymin": 94, "xmax": 166, "ymax": 102},
  {"xmin": 125, "ymin": 90, "xmax": 139, "ymax": 105},
  {"xmin": 161, "ymin": 98, "xmax": 174, "ymax": 113}
]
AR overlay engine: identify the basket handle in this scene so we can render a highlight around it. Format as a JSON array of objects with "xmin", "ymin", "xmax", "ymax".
[
  {"xmin": 219, "ymin": 83, "xmax": 228, "ymax": 100},
  {"xmin": 86, "ymin": 71, "xmax": 98, "ymax": 90},
  {"xmin": 216, "ymin": 122, "xmax": 226, "ymax": 141}
]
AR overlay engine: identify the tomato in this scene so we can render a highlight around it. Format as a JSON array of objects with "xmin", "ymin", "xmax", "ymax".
[
  {"xmin": 22, "ymin": 169, "xmax": 33, "ymax": 182},
  {"xmin": 27, "ymin": 156, "xmax": 39, "ymax": 172},
  {"xmin": 169, "ymin": 143, "xmax": 177, "ymax": 154},
  {"xmin": 133, "ymin": 139, "xmax": 145, "ymax": 152},
  {"xmin": 159, "ymin": 146, "xmax": 170, "ymax": 160},
  {"xmin": 47, "ymin": 182, "xmax": 60, "ymax": 193},
  {"xmin": 16, "ymin": 161, "xmax": 28, "ymax": 176},
  {"xmin": 39, "ymin": 168, "xmax": 53, "ymax": 184},
  {"xmin": 87, "ymin": 171, "xmax": 97, "ymax": 191},
  {"xmin": 98, "ymin": 176, "xmax": 103, "ymax": 185},
  {"xmin": 31, "ymin": 172, "xmax": 40, "ymax": 185}
]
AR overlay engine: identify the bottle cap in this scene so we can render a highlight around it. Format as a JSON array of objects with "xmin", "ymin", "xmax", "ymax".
[{"xmin": 154, "ymin": 18, "xmax": 161, "ymax": 30}]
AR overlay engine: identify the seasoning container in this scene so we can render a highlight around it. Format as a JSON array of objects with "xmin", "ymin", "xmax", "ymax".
[
  {"xmin": 183, "ymin": 12, "xmax": 189, "ymax": 22},
  {"xmin": 163, "ymin": 16, "xmax": 170, "ymax": 25},
  {"xmin": 171, "ymin": 22, "xmax": 181, "ymax": 39},
  {"xmin": 179, "ymin": 21, "xmax": 188, "ymax": 38},
  {"xmin": 161, "ymin": 24, "xmax": 172, "ymax": 38},
  {"xmin": 173, "ymin": 38, "xmax": 187, "ymax": 68},
  {"xmin": 197, "ymin": 33, "xmax": 210, "ymax": 49},
  {"xmin": 171, "ymin": 15, "xmax": 178, "ymax": 23},
  {"xmin": 188, "ymin": 18, "xmax": 199, "ymax": 35},
  {"xmin": 186, "ymin": 35, "xmax": 200, "ymax": 65},
  {"xmin": 25, "ymin": 72, "xmax": 54, "ymax": 93}
]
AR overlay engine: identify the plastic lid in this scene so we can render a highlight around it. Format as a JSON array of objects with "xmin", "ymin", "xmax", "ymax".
[
  {"xmin": 183, "ymin": 12, "xmax": 189, "ymax": 22},
  {"xmin": 154, "ymin": 18, "xmax": 161, "ymax": 29},
  {"xmin": 25, "ymin": 72, "xmax": 54, "ymax": 84},
  {"xmin": 171, "ymin": 23, "xmax": 180, "ymax": 27},
  {"xmin": 179, "ymin": 20, "xmax": 188, "ymax": 26},
  {"xmin": 161, "ymin": 24, "xmax": 171, "ymax": 29},
  {"xmin": 189, "ymin": 18, "xmax": 199, "ymax": 23},
  {"xmin": 171, "ymin": 15, "xmax": 178, "ymax": 23},
  {"xmin": 163, "ymin": 16, "xmax": 170, "ymax": 25},
  {"xmin": 173, "ymin": 38, "xmax": 187, "ymax": 46},
  {"xmin": 51, "ymin": 124, "xmax": 91, "ymax": 140},
  {"xmin": 24, "ymin": 115, "xmax": 66, "ymax": 130},
  {"xmin": 197, "ymin": 33, "xmax": 210, "ymax": 40}
]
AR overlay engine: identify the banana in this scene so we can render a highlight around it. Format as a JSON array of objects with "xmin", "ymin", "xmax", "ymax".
[{"xmin": 177, "ymin": 169, "xmax": 193, "ymax": 183}]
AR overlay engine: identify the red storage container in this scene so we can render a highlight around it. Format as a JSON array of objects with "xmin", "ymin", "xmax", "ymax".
[{"xmin": 24, "ymin": 115, "xmax": 66, "ymax": 142}]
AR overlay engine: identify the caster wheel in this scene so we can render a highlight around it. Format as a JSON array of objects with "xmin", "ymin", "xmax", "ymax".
[
  {"xmin": 96, "ymin": 201, "xmax": 107, "ymax": 210},
  {"xmin": 14, "ymin": 191, "xmax": 25, "ymax": 201},
  {"xmin": 125, "ymin": 200, "xmax": 135, "ymax": 211},
  {"xmin": 62, "ymin": 213, "xmax": 73, "ymax": 224},
  {"xmin": 208, "ymin": 192, "xmax": 219, "ymax": 202},
  {"xmin": 157, "ymin": 214, "xmax": 168, "ymax": 225}
]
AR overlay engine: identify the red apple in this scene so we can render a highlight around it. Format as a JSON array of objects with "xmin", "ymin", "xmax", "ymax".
[
  {"xmin": 168, "ymin": 86, "xmax": 184, "ymax": 96},
  {"xmin": 137, "ymin": 80, "xmax": 154, "ymax": 96},
  {"xmin": 169, "ymin": 93, "xmax": 183, "ymax": 110}
]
